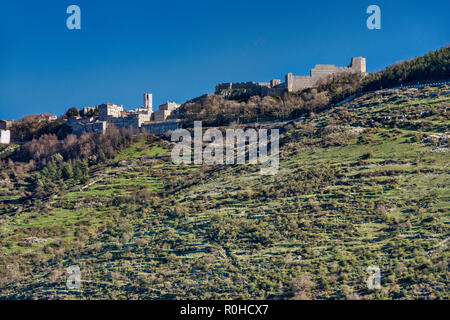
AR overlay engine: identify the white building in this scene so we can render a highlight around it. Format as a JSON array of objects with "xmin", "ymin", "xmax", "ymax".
[
  {"xmin": 98, "ymin": 103, "xmax": 124, "ymax": 118},
  {"xmin": 0, "ymin": 130, "xmax": 11, "ymax": 144}
]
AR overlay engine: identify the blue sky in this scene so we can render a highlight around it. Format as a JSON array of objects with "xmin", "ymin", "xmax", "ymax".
[{"xmin": 0, "ymin": 0, "xmax": 449, "ymax": 120}]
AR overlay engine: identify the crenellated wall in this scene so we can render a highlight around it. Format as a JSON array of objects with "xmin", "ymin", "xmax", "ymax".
[
  {"xmin": 216, "ymin": 57, "xmax": 367, "ymax": 97},
  {"xmin": 287, "ymin": 57, "xmax": 367, "ymax": 92}
]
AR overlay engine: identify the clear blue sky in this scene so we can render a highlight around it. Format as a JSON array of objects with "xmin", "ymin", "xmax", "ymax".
[{"xmin": 0, "ymin": 0, "xmax": 449, "ymax": 120}]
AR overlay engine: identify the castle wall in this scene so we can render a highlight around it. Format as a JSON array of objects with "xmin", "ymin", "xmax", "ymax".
[
  {"xmin": 261, "ymin": 86, "xmax": 285, "ymax": 97},
  {"xmin": 351, "ymin": 57, "xmax": 366, "ymax": 73},
  {"xmin": 216, "ymin": 83, "xmax": 233, "ymax": 91},
  {"xmin": 286, "ymin": 73, "xmax": 316, "ymax": 91},
  {"xmin": 217, "ymin": 57, "xmax": 367, "ymax": 96},
  {"xmin": 105, "ymin": 116, "xmax": 140, "ymax": 129},
  {"xmin": 141, "ymin": 120, "xmax": 181, "ymax": 135},
  {"xmin": 286, "ymin": 57, "xmax": 367, "ymax": 92},
  {"xmin": 215, "ymin": 81, "xmax": 263, "ymax": 94},
  {"xmin": 310, "ymin": 65, "xmax": 348, "ymax": 78}
]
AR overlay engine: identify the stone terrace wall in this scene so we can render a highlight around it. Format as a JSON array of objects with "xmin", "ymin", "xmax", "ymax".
[{"xmin": 141, "ymin": 120, "xmax": 181, "ymax": 135}]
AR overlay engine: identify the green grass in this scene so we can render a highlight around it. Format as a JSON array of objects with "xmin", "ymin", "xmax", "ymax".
[
  {"xmin": 114, "ymin": 142, "xmax": 168, "ymax": 161},
  {"xmin": 0, "ymin": 85, "xmax": 448, "ymax": 300},
  {"xmin": 0, "ymin": 208, "xmax": 110, "ymax": 255}
]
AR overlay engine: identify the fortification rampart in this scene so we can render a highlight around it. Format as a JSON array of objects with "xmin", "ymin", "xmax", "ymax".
[
  {"xmin": 216, "ymin": 56, "xmax": 367, "ymax": 98},
  {"xmin": 287, "ymin": 57, "xmax": 366, "ymax": 92},
  {"xmin": 141, "ymin": 120, "xmax": 181, "ymax": 135}
]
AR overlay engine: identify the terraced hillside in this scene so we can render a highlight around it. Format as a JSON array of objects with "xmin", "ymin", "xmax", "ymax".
[{"xmin": 0, "ymin": 85, "xmax": 448, "ymax": 299}]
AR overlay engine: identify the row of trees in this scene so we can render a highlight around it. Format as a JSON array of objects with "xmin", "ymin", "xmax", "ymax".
[
  {"xmin": 12, "ymin": 126, "xmax": 137, "ymax": 168},
  {"xmin": 10, "ymin": 106, "xmax": 101, "ymax": 144},
  {"xmin": 9, "ymin": 114, "xmax": 65, "ymax": 142},
  {"xmin": 32, "ymin": 156, "xmax": 90, "ymax": 198},
  {"xmin": 182, "ymin": 89, "xmax": 330, "ymax": 127},
  {"xmin": 363, "ymin": 46, "xmax": 450, "ymax": 91}
]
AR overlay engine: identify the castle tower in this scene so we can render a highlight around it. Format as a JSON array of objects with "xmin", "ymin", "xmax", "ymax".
[
  {"xmin": 351, "ymin": 57, "xmax": 366, "ymax": 73},
  {"xmin": 144, "ymin": 93, "xmax": 153, "ymax": 111},
  {"xmin": 285, "ymin": 73, "xmax": 294, "ymax": 91}
]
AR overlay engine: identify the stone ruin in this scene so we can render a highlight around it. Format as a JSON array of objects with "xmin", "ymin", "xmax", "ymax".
[{"xmin": 215, "ymin": 57, "xmax": 367, "ymax": 98}]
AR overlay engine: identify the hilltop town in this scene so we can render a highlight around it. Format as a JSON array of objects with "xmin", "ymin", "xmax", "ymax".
[
  {"xmin": 0, "ymin": 56, "xmax": 368, "ymax": 145},
  {"xmin": 65, "ymin": 94, "xmax": 182, "ymax": 137}
]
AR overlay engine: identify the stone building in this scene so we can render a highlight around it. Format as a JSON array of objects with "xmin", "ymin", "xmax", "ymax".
[
  {"xmin": 98, "ymin": 103, "xmax": 124, "ymax": 118},
  {"xmin": 141, "ymin": 120, "xmax": 181, "ymax": 135},
  {"xmin": 82, "ymin": 106, "xmax": 97, "ymax": 116},
  {"xmin": 124, "ymin": 93, "xmax": 153, "ymax": 125},
  {"xmin": 286, "ymin": 57, "xmax": 366, "ymax": 91},
  {"xmin": 153, "ymin": 101, "xmax": 181, "ymax": 121},
  {"xmin": 64, "ymin": 93, "xmax": 181, "ymax": 137},
  {"xmin": 216, "ymin": 56, "xmax": 367, "ymax": 98},
  {"xmin": 67, "ymin": 117, "xmax": 107, "ymax": 136}
]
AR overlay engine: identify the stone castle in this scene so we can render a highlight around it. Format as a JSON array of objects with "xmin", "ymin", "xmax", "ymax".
[
  {"xmin": 215, "ymin": 57, "xmax": 366, "ymax": 98},
  {"xmin": 65, "ymin": 93, "xmax": 181, "ymax": 136}
]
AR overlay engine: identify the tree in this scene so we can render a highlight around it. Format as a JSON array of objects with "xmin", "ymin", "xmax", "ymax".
[
  {"xmin": 65, "ymin": 107, "xmax": 79, "ymax": 118},
  {"xmin": 62, "ymin": 162, "xmax": 74, "ymax": 179}
]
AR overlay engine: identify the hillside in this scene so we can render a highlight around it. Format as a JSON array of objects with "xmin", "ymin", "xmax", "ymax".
[
  {"xmin": 363, "ymin": 47, "xmax": 450, "ymax": 91},
  {"xmin": 0, "ymin": 85, "xmax": 449, "ymax": 299}
]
